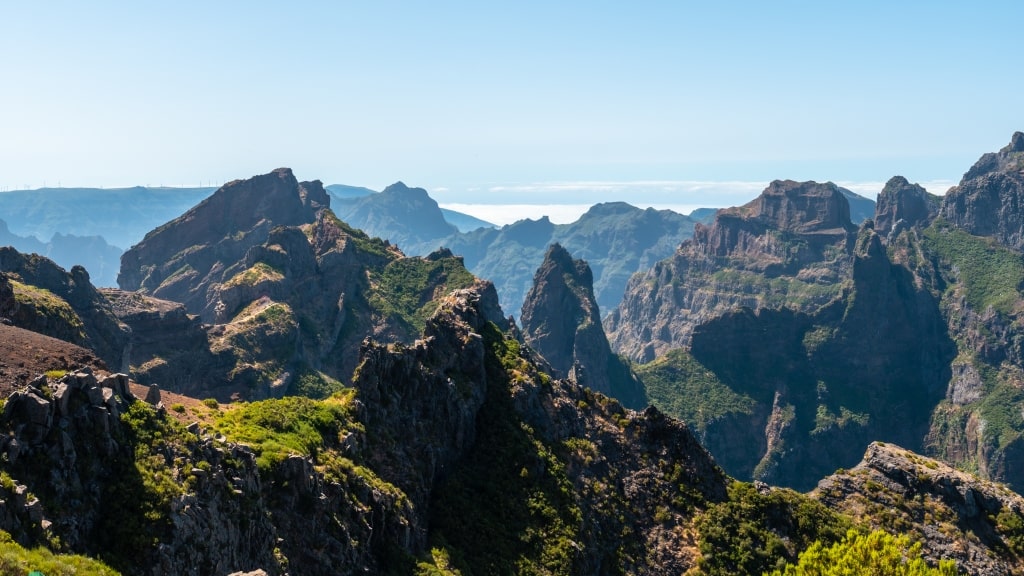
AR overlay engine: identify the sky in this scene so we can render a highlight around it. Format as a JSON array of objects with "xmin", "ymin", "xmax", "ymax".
[{"xmin": 2, "ymin": 2, "xmax": 1022, "ymax": 223}]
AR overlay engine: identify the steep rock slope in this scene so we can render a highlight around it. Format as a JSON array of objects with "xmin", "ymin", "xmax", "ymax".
[
  {"xmin": 520, "ymin": 243, "xmax": 647, "ymax": 408},
  {"xmin": 0, "ymin": 249, "xmax": 130, "ymax": 371},
  {"xmin": 941, "ymin": 131, "xmax": 1024, "ymax": 249},
  {"xmin": 618, "ymin": 134, "xmax": 1024, "ymax": 493},
  {"xmin": 814, "ymin": 442, "xmax": 1024, "ymax": 576},
  {"xmin": 0, "ymin": 285, "xmax": 734, "ymax": 575},
  {"xmin": 607, "ymin": 180, "xmax": 859, "ymax": 363},
  {"xmin": 118, "ymin": 168, "xmax": 330, "ymax": 311},
  {"xmin": 874, "ymin": 175, "xmax": 941, "ymax": 238},
  {"xmin": 116, "ymin": 169, "xmax": 484, "ymax": 399}
]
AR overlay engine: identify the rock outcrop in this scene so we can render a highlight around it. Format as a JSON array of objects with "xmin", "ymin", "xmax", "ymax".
[
  {"xmin": 940, "ymin": 131, "xmax": 1024, "ymax": 250},
  {"xmin": 607, "ymin": 180, "xmax": 858, "ymax": 363},
  {"xmin": 0, "ymin": 248, "xmax": 130, "ymax": 371},
  {"xmin": 0, "ymin": 284, "xmax": 731, "ymax": 575},
  {"xmin": 115, "ymin": 170, "xmax": 484, "ymax": 399},
  {"xmin": 874, "ymin": 175, "xmax": 941, "ymax": 237},
  {"xmin": 118, "ymin": 168, "xmax": 330, "ymax": 312},
  {"xmin": 520, "ymin": 244, "xmax": 646, "ymax": 408},
  {"xmin": 815, "ymin": 442, "xmax": 1024, "ymax": 576}
]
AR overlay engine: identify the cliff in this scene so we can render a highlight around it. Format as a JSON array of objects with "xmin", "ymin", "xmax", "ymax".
[
  {"xmin": 115, "ymin": 170, "xmax": 484, "ymax": 400},
  {"xmin": 815, "ymin": 442, "xmax": 1024, "ymax": 576},
  {"xmin": 520, "ymin": 243, "xmax": 647, "ymax": 408},
  {"xmin": 940, "ymin": 132, "xmax": 1024, "ymax": 250},
  {"xmin": 607, "ymin": 180, "xmax": 858, "ymax": 363},
  {"xmin": 0, "ymin": 249, "xmax": 130, "ymax": 371}
]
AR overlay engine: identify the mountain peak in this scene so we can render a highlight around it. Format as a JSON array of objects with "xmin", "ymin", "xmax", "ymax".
[
  {"xmin": 940, "ymin": 132, "xmax": 1024, "ymax": 249},
  {"xmin": 874, "ymin": 175, "xmax": 939, "ymax": 236}
]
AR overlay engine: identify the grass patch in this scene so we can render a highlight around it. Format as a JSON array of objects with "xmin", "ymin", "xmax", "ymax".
[
  {"xmin": 922, "ymin": 219, "xmax": 1024, "ymax": 314},
  {"xmin": 223, "ymin": 262, "xmax": 284, "ymax": 288},
  {"xmin": 210, "ymin": 392, "xmax": 357, "ymax": 471},
  {"xmin": 0, "ymin": 530, "xmax": 120, "ymax": 575},
  {"xmin": 368, "ymin": 256, "xmax": 477, "ymax": 335},
  {"xmin": 635, "ymin": 348, "xmax": 756, "ymax": 432},
  {"xmin": 9, "ymin": 280, "xmax": 86, "ymax": 341}
]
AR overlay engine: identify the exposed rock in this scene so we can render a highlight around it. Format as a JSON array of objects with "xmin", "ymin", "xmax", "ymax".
[
  {"xmin": 443, "ymin": 202, "xmax": 697, "ymax": 317},
  {"xmin": 0, "ymin": 248, "xmax": 131, "ymax": 370},
  {"xmin": 607, "ymin": 180, "xmax": 858, "ymax": 363},
  {"xmin": 940, "ymin": 131, "xmax": 1024, "ymax": 250},
  {"xmin": 118, "ymin": 168, "xmax": 330, "ymax": 312},
  {"xmin": 815, "ymin": 442, "xmax": 1024, "ymax": 576},
  {"xmin": 520, "ymin": 244, "xmax": 646, "ymax": 408},
  {"xmin": 874, "ymin": 175, "xmax": 941, "ymax": 237}
]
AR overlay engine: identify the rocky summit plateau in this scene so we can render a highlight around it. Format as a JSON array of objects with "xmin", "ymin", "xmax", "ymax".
[{"xmin": 0, "ymin": 135, "xmax": 1023, "ymax": 574}]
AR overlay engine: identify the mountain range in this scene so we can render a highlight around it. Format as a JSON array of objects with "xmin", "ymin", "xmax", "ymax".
[{"xmin": 0, "ymin": 135, "xmax": 1021, "ymax": 574}]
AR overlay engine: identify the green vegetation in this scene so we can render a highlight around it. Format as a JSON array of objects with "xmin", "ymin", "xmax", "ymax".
[
  {"xmin": 98, "ymin": 401, "xmax": 193, "ymax": 570},
  {"xmin": 922, "ymin": 219, "xmax": 1024, "ymax": 314},
  {"xmin": 369, "ymin": 256, "xmax": 477, "ymax": 335},
  {"xmin": 292, "ymin": 369, "xmax": 346, "ymax": 399},
  {"xmin": 636, "ymin": 349, "xmax": 756, "ymax": 431},
  {"xmin": 426, "ymin": 322, "xmax": 582, "ymax": 575},
  {"xmin": 44, "ymin": 369, "xmax": 68, "ymax": 380},
  {"xmin": 0, "ymin": 530, "xmax": 120, "ymax": 576},
  {"xmin": 210, "ymin": 392, "xmax": 358, "ymax": 471},
  {"xmin": 709, "ymin": 268, "xmax": 846, "ymax": 308},
  {"xmin": 765, "ymin": 529, "xmax": 957, "ymax": 576},
  {"xmin": 223, "ymin": 262, "xmax": 284, "ymax": 288},
  {"xmin": 9, "ymin": 279, "xmax": 87, "ymax": 341},
  {"xmin": 697, "ymin": 481, "xmax": 852, "ymax": 576},
  {"xmin": 325, "ymin": 209, "xmax": 394, "ymax": 259}
]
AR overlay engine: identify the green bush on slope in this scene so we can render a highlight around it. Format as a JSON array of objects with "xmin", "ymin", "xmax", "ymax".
[
  {"xmin": 0, "ymin": 530, "xmax": 120, "ymax": 576},
  {"xmin": 765, "ymin": 529, "xmax": 957, "ymax": 576}
]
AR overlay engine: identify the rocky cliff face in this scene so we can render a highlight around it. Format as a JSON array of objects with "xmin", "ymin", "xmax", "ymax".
[
  {"xmin": 115, "ymin": 170, "xmax": 483, "ymax": 400},
  {"xmin": 520, "ymin": 244, "xmax": 646, "ymax": 408},
  {"xmin": 815, "ymin": 442, "xmax": 1024, "ymax": 576},
  {"xmin": 607, "ymin": 180, "xmax": 858, "ymax": 363},
  {"xmin": 0, "ymin": 248, "xmax": 130, "ymax": 371},
  {"xmin": 874, "ymin": 175, "xmax": 941, "ymax": 237},
  {"xmin": 940, "ymin": 131, "xmax": 1024, "ymax": 250},
  {"xmin": 118, "ymin": 168, "xmax": 330, "ymax": 311},
  {"xmin": 0, "ymin": 284, "xmax": 734, "ymax": 575}
]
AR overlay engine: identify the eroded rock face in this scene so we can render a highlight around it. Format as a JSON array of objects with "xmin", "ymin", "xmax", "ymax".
[
  {"xmin": 520, "ymin": 244, "xmax": 646, "ymax": 408},
  {"xmin": 0, "ymin": 284, "xmax": 730, "ymax": 575},
  {"xmin": 874, "ymin": 175, "xmax": 941, "ymax": 237},
  {"xmin": 815, "ymin": 442, "xmax": 1024, "ymax": 576},
  {"xmin": 940, "ymin": 132, "xmax": 1024, "ymax": 250},
  {"xmin": 117, "ymin": 168, "xmax": 330, "ymax": 312},
  {"xmin": 607, "ymin": 180, "xmax": 858, "ymax": 363},
  {"xmin": 0, "ymin": 248, "xmax": 130, "ymax": 371}
]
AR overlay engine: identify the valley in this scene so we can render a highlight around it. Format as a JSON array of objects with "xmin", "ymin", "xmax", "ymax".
[{"xmin": 0, "ymin": 133, "xmax": 1022, "ymax": 574}]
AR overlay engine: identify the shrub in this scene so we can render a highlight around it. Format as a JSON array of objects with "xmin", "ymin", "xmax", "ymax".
[{"xmin": 766, "ymin": 528, "xmax": 957, "ymax": 575}]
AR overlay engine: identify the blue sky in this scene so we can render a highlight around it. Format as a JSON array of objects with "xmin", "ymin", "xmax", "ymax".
[{"xmin": 1, "ymin": 1, "xmax": 1022, "ymax": 216}]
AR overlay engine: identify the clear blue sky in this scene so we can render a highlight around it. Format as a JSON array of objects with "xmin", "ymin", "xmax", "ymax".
[{"xmin": 2, "ymin": 1, "xmax": 1022, "ymax": 205}]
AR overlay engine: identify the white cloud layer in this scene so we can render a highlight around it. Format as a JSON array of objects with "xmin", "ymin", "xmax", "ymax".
[{"xmin": 438, "ymin": 178, "xmax": 961, "ymax": 226}]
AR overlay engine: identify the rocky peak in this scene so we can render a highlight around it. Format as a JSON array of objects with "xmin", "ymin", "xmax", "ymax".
[
  {"xmin": 815, "ymin": 442, "xmax": 1024, "ymax": 576},
  {"xmin": 329, "ymin": 181, "xmax": 457, "ymax": 256},
  {"xmin": 735, "ymin": 179, "xmax": 854, "ymax": 234},
  {"xmin": 874, "ymin": 175, "xmax": 940, "ymax": 237},
  {"xmin": 692, "ymin": 180, "xmax": 857, "ymax": 262},
  {"xmin": 940, "ymin": 132, "xmax": 1024, "ymax": 250},
  {"xmin": 520, "ymin": 244, "xmax": 646, "ymax": 408},
  {"xmin": 118, "ymin": 168, "xmax": 329, "ymax": 296}
]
